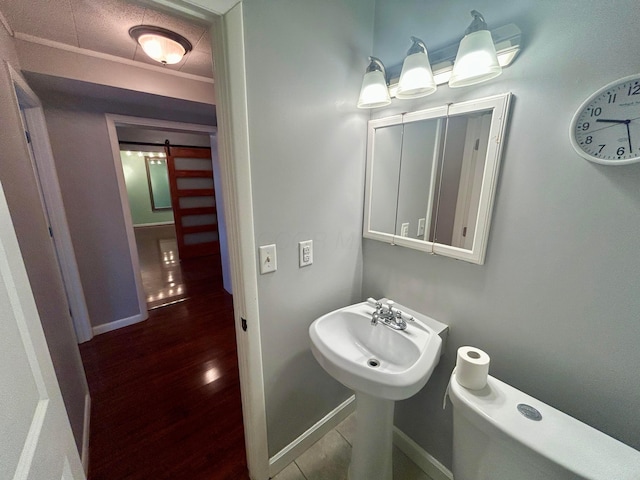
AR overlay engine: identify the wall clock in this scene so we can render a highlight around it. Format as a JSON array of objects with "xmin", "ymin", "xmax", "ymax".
[{"xmin": 570, "ymin": 73, "xmax": 640, "ymax": 165}]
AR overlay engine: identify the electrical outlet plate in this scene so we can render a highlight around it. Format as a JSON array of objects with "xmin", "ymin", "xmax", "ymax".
[
  {"xmin": 259, "ymin": 244, "xmax": 277, "ymax": 274},
  {"xmin": 417, "ymin": 218, "xmax": 426, "ymax": 237},
  {"xmin": 299, "ymin": 240, "xmax": 313, "ymax": 267},
  {"xmin": 401, "ymin": 223, "xmax": 410, "ymax": 237}
]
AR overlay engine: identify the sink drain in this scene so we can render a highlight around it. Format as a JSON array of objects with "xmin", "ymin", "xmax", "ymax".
[{"xmin": 367, "ymin": 358, "xmax": 380, "ymax": 368}]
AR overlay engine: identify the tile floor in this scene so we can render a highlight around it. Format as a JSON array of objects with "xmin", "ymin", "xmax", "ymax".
[{"xmin": 273, "ymin": 414, "xmax": 434, "ymax": 480}]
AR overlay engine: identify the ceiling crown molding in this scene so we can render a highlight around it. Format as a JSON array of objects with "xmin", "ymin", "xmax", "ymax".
[{"xmin": 14, "ymin": 32, "xmax": 214, "ymax": 84}]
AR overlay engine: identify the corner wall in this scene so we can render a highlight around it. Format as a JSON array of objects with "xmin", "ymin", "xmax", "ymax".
[
  {"xmin": 0, "ymin": 21, "xmax": 88, "ymax": 453},
  {"xmin": 241, "ymin": 0, "xmax": 374, "ymax": 455},
  {"xmin": 367, "ymin": 0, "xmax": 640, "ymax": 467}
]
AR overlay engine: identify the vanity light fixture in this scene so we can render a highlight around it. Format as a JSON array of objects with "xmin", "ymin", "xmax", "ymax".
[
  {"xmin": 448, "ymin": 10, "xmax": 502, "ymax": 88},
  {"xmin": 129, "ymin": 25, "xmax": 192, "ymax": 65},
  {"xmin": 396, "ymin": 37, "xmax": 437, "ymax": 99},
  {"xmin": 357, "ymin": 56, "xmax": 392, "ymax": 109}
]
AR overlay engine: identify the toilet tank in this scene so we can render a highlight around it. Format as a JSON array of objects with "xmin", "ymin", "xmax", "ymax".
[{"xmin": 449, "ymin": 372, "xmax": 640, "ymax": 480}]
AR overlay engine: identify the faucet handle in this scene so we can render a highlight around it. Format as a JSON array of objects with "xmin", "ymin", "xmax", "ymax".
[
  {"xmin": 366, "ymin": 297, "xmax": 382, "ymax": 308},
  {"xmin": 400, "ymin": 312, "xmax": 414, "ymax": 322}
]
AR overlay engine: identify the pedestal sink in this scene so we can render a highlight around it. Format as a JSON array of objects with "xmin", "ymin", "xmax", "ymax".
[{"xmin": 309, "ymin": 299, "xmax": 446, "ymax": 480}]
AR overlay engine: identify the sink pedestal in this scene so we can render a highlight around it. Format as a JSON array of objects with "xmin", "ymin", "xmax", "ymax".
[{"xmin": 348, "ymin": 392, "xmax": 395, "ymax": 480}]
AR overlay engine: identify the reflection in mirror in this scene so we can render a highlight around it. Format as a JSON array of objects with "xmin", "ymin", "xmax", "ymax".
[
  {"xmin": 431, "ymin": 111, "xmax": 492, "ymax": 249},
  {"xmin": 146, "ymin": 157, "xmax": 172, "ymax": 211},
  {"xmin": 395, "ymin": 118, "xmax": 442, "ymax": 239},
  {"xmin": 369, "ymin": 124, "xmax": 403, "ymax": 235}
]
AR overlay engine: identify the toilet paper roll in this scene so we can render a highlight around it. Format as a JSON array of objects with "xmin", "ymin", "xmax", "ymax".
[{"xmin": 455, "ymin": 346, "xmax": 490, "ymax": 390}]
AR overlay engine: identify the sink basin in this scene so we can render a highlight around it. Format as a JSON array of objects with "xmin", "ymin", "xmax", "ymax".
[{"xmin": 309, "ymin": 300, "xmax": 443, "ymax": 400}]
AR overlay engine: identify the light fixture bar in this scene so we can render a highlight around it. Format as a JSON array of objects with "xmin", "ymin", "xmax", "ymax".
[{"xmin": 387, "ymin": 23, "xmax": 520, "ymax": 97}]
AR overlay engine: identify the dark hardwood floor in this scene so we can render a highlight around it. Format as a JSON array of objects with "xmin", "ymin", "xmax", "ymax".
[{"xmin": 80, "ymin": 252, "xmax": 249, "ymax": 479}]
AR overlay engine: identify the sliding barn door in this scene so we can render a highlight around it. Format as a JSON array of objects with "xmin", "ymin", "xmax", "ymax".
[{"xmin": 166, "ymin": 146, "xmax": 219, "ymax": 260}]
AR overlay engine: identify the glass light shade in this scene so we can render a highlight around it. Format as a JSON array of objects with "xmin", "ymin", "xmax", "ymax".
[
  {"xmin": 358, "ymin": 70, "xmax": 391, "ymax": 109},
  {"xmin": 396, "ymin": 52, "xmax": 437, "ymax": 99},
  {"xmin": 138, "ymin": 33, "xmax": 186, "ymax": 64},
  {"xmin": 449, "ymin": 30, "xmax": 502, "ymax": 88}
]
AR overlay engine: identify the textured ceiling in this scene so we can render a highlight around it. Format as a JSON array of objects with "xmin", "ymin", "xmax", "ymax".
[{"xmin": 0, "ymin": 0, "xmax": 213, "ymax": 78}]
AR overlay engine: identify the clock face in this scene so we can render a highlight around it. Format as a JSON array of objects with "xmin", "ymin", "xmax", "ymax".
[{"xmin": 570, "ymin": 74, "xmax": 640, "ymax": 165}]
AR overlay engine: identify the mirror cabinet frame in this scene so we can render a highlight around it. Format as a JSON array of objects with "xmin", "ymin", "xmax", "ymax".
[{"xmin": 363, "ymin": 92, "xmax": 512, "ymax": 265}]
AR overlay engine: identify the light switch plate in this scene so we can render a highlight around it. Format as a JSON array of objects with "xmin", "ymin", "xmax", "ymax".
[
  {"xmin": 299, "ymin": 240, "xmax": 313, "ymax": 267},
  {"xmin": 259, "ymin": 244, "xmax": 277, "ymax": 274}
]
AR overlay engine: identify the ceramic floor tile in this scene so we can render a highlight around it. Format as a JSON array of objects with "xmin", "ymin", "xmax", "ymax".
[
  {"xmin": 272, "ymin": 461, "xmax": 307, "ymax": 480},
  {"xmin": 295, "ymin": 429, "xmax": 351, "ymax": 480},
  {"xmin": 393, "ymin": 446, "xmax": 434, "ymax": 480},
  {"xmin": 335, "ymin": 413, "xmax": 357, "ymax": 446}
]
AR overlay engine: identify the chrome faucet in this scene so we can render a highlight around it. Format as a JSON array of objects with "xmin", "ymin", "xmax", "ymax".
[{"xmin": 367, "ymin": 298, "xmax": 414, "ymax": 331}]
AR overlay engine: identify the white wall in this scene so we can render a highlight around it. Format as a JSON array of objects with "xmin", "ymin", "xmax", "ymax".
[
  {"xmin": 241, "ymin": 0, "xmax": 374, "ymax": 455},
  {"xmin": 0, "ymin": 21, "xmax": 88, "ymax": 453},
  {"xmin": 366, "ymin": 0, "xmax": 640, "ymax": 467}
]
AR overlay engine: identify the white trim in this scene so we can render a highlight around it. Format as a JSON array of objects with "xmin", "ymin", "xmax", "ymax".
[
  {"xmin": 81, "ymin": 393, "xmax": 91, "ymax": 475},
  {"xmin": 133, "ymin": 221, "xmax": 175, "ymax": 228},
  {"xmin": 8, "ymin": 65, "xmax": 94, "ymax": 344},
  {"xmin": 393, "ymin": 427, "xmax": 453, "ymax": 480},
  {"xmin": 92, "ymin": 313, "xmax": 146, "ymax": 336},
  {"xmin": 0, "ymin": 10, "xmax": 13, "ymax": 36},
  {"xmin": 106, "ymin": 117, "xmax": 150, "ymax": 322},
  {"xmin": 13, "ymin": 32, "xmax": 215, "ymax": 85},
  {"xmin": 211, "ymin": 7, "xmax": 270, "ymax": 478},
  {"xmin": 269, "ymin": 395, "xmax": 355, "ymax": 477}
]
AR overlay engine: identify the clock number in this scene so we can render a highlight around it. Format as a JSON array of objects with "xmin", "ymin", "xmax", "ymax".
[
  {"xmin": 588, "ymin": 107, "xmax": 602, "ymax": 117},
  {"xmin": 628, "ymin": 83, "xmax": 640, "ymax": 96},
  {"xmin": 617, "ymin": 147, "xmax": 625, "ymax": 156},
  {"xmin": 598, "ymin": 145, "xmax": 606, "ymax": 153},
  {"xmin": 585, "ymin": 136, "xmax": 593, "ymax": 144},
  {"xmin": 578, "ymin": 122, "xmax": 590, "ymax": 131},
  {"xmin": 607, "ymin": 93, "xmax": 617, "ymax": 103}
]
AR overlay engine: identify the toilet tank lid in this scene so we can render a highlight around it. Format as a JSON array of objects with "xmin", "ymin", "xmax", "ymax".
[{"xmin": 449, "ymin": 372, "xmax": 640, "ymax": 480}]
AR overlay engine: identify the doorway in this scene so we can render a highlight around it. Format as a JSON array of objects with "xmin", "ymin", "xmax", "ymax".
[{"xmin": 116, "ymin": 126, "xmax": 227, "ymax": 309}]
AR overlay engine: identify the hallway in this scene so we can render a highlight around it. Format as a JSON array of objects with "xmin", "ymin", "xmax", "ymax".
[{"xmin": 79, "ymin": 250, "xmax": 248, "ymax": 479}]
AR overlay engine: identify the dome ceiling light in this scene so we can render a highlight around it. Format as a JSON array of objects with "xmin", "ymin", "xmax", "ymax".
[{"xmin": 129, "ymin": 25, "xmax": 192, "ymax": 65}]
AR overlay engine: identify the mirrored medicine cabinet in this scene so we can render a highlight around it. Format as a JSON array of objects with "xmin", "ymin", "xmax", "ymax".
[{"xmin": 363, "ymin": 93, "xmax": 512, "ymax": 264}]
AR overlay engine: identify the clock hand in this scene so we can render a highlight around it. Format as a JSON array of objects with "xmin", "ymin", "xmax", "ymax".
[
  {"xmin": 596, "ymin": 118, "xmax": 630, "ymax": 124},
  {"xmin": 626, "ymin": 121, "xmax": 633, "ymax": 153}
]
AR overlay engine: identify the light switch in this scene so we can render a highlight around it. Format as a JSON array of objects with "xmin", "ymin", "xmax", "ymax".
[
  {"xmin": 299, "ymin": 240, "xmax": 313, "ymax": 267},
  {"xmin": 259, "ymin": 244, "xmax": 277, "ymax": 274}
]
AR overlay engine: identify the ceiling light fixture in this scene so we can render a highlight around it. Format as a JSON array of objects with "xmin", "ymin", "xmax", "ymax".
[{"xmin": 129, "ymin": 25, "xmax": 192, "ymax": 65}]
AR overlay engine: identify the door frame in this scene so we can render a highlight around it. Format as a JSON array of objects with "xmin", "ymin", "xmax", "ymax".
[
  {"xmin": 8, "ymin": 65, "xmax": 93, "ymax": 345},
  {"xmin": 105, "ymin": 114, "xmax": 220, "ymax": 318},
  {"xmin": 136, "ymin": 2, "xmax": 270, "ymax": 478}
]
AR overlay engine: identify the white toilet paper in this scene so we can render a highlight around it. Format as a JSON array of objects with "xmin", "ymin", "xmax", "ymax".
[{"xmin": 455, "ymin": 346, "xmax": 490, "ymax": 390}]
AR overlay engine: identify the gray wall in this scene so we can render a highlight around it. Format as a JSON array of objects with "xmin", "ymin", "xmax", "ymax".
[
  {"xmin": 35, "ymin": 85, "xmax": 216, "ymax": 329},
  {"xmin": 0, "ymin": 24, "xmax": 88, "ymax": 453},
  {"xmin": 241, "ymin": 0, "xmax": 374, "ymax": 455},
  {"xmin": 365, "ymin": 0, "xmax": 640, "ymax": 468}
]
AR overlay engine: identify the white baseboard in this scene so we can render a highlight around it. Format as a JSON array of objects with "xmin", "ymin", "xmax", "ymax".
[
  {"xmin": 92, "ymin": 313, "xmax": 147, "ymax": 336},
  {"xmin": 268, "ymin": 395, "xmax": 356, "ymax": 477},
  {"xmin": 132, "ymin": 221, "xmax": 175, "ymax": 227},
  {"xmin": 81, "ymin": 393, "xmax": 91, "ymax": 475},
  {"xmin": 393, "ymin": 427, "xmax": 453, "ymax": 480}
]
